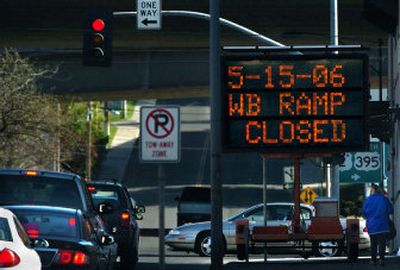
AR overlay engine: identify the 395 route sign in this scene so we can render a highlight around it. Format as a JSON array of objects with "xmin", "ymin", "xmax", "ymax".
[
  {"xmin": 140, "ymin": 106, "xmax": 180, "ymax": 162},
  {"xmin": 221, "ymin": 53, "xmax": 369, "ymax": 153}
]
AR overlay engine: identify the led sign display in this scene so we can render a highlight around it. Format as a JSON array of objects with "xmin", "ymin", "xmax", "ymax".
[{"xmin": 222, "ymin": 54, "xmax": 369, "ymax": 153}]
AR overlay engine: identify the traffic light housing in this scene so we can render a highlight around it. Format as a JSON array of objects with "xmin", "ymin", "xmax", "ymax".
[{"xmin": 83, "ymin": 10, "xmax": 113, "ymax": 67}]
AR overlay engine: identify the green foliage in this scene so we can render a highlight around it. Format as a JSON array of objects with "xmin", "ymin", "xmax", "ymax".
[{"xmin": 60, "ymin": 101, "xmax": 108, "ymax": 177}]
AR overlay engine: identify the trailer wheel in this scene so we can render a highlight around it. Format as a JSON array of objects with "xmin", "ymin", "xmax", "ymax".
[{"xmin": 313, "ymin": 241, "xmax": 343, "ymax": 257}]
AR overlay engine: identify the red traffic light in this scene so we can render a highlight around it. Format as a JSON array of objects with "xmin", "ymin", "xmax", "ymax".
[{"xmin": 92, "ymin": 18, "xmax": 105, "ymax": 31}]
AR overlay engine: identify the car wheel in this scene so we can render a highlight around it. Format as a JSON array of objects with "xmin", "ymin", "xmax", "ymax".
[
  {"xmin": 313, "ymin": 241, "xmax": 343, "ymax": 257},
  {"xmin": 196, "ymin": 232, "xmax": 212, "ymax": 257}
]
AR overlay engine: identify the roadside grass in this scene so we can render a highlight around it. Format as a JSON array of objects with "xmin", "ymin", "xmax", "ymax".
[{"xmin": 107, "ymin": 101, "xmax": 136, "ymax": 148}]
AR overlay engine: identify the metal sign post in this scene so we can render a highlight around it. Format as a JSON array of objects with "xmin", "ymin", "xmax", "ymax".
[
  {"xmin": 262, "ymin": 157, "xmax": 267, "ymax": 262},
  {"xmin": 140, "ymin": 106, "xmax": 180, "ymax": 270}
]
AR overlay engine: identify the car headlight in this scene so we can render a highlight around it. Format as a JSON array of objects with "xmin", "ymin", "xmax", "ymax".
[{"xmin": 168, "ymin": 229, "xmax": 181, "ymax": 235}]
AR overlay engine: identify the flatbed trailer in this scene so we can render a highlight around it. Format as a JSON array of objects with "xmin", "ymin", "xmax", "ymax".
[{"xmin": 235, "ymin": 157, "xmax": 360, "ymax": 261}]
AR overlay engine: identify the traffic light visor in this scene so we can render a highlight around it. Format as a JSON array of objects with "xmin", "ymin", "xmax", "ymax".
[{"xmin": 92, "ymin": 19, "xmax": 105, "ymax": 31}]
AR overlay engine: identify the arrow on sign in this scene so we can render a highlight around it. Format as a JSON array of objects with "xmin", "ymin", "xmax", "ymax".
[
  {"xmin": 351, "ymin": 173, "xmax": 361, "ymax": 181},
  {"xmin": 142, "ymin": 18, "xmax": 158, "ymax": 26}
]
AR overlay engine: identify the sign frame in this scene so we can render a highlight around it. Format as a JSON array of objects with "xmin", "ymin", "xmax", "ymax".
[
  {"xmin": 221, "ymin": 53, "xmax": 369, "ymax": 154},
  {"xmin": 137, "ymin": 0, "xmax": 162, "ymax": 30},
  {"xmin": 140, "ymin": 106, "xmax": 180, "ymax": 163}
]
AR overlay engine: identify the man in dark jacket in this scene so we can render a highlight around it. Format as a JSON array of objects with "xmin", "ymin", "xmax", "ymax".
[{"xmin": 362, "ymin": 184, "xmax": 394, "ymax": 266}]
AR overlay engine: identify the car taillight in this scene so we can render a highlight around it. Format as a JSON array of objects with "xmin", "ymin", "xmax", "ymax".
[
  {"xmin": 26, "ymin": 229, "xmax": 39, "ymax": 239},
  {"xmin": 120, "ymin": 211, "xmax": 130, "ymax": 227},
  {"xmin": 69, "ymin": 218, "xmax": 76, "ymax": 227},
  {"xmin": 0, "ymin": 248, "xmax": 21, "ymax": 267},
  {"xmin": 363, "ymin": 227, "xmax": 368, "ymax": 233},
  {"xmin": 73, "ymin": 251, "xmax": 89, "ymax": 265},
  {"xmin": 57, "ymin": 250, "xmax": 72, "ymax": 264},
  {"xmin": 88, "ymin": 186, "xmax": 96, "ymax": 191},
  {"xmin": 56, "ymin": 250, "xmax": 89, "ymax": 265}
]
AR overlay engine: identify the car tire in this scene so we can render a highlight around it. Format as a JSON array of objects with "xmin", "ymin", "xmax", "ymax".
[
  {"xmin": 196, "ymin": 232, "xmax": 212, "ymax": 257},
  {"xmin": 195, "ymin": 231, "xmax": 226, "ymax": 257},
  {"xmin": 313, "ymin": 240, "xmax": 344, "ymax": 257}
]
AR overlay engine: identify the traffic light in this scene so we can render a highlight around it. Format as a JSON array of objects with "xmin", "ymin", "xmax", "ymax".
[{"xmin": 83, "ymin": 10, "xmax": 113, "ymax": 67}]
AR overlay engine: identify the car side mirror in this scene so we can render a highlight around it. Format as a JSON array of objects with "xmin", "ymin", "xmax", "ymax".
[
  {"xmin": 32, "ymin": 238, "xmax": 49, "ymax": 248},
  {"xmin": 134, "ymin": 204, "xmax": 146, "ymax": 220},
  {"xmin": 101, "ymin": 233, "xmax": 115, "ymax": 246},
  {"xmin": 136, "ymin": 205, "xmax": 146, "ymax": 214},
  {"xmin": 98, "ymin": 202, "xmax": 113, "ymax": 214}
]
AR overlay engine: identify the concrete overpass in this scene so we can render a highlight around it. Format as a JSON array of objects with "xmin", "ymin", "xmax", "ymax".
[{"xmin": 0, "ymin": 0, "xmax": 389, "ymax": 100}]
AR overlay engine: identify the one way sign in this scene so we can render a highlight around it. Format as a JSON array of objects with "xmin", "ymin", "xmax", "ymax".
[{"xmin": 137, "ymin": 0, "xmax": 161, "ymax": 30}]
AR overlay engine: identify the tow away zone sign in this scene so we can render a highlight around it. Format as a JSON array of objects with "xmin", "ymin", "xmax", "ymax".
[
  {"xmin": 140, "ymin": 106, "xmax": 180, "ymax": 162},
  {"xmin": 137, "ymin": 0, "xmax": 161, "ymax": 30}
]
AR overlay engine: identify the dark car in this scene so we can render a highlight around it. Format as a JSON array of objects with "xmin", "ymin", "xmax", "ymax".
[
  {"xmin": 87, "ymin": 181, "xmax": 145, "ymax": 270},
  {"xmin": 0, "ymin": 169, "xmax": 94, "ymax": 212},
  {"xmin": 5, "ymin": 205, "xmax": 117, "ymax": 270},
  {"xmin": 176, "ymin": 186, "xmax": 210, "ymax": 226}
]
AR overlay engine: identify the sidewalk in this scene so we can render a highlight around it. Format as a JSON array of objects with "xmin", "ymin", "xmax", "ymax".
[{"xmin": 96, "ymin": 100, "xmax": 155, "ymax": 181}]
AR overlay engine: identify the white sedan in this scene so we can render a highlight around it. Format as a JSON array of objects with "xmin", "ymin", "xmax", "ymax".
[
  {"xmin": 0, "ymin": 208, "xmax": 41, "ymax": 270},
  {"xmin": 165, "ymin": 202, "xmax": 370, "ymax": 257}
]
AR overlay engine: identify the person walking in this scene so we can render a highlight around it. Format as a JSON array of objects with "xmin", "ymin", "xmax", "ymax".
[{"xmin": 362, "ymin": 183, "xmax": 394, "ymax": 266}]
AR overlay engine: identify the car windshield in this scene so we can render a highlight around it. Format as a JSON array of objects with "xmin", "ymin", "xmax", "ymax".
[
  {"xmin": 12, "ymin": 209, "xmax": 79, "ymax": 239},
  {"xmin": 227, "ymin": 204, "xmax": 310, "ymax": 222},
  {"xmin": 0, "ymin": 217, "xmax": 12, "ymax": 241},
  {"xmin": 0, "ymin": 175, "xmax": 83, "ymax": 209},
  {"xmin": 89, "ymin": 186, "xmax": 128, "ymax": 210}
]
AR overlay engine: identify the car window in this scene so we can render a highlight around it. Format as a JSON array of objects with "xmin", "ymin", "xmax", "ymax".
[
  {"xmin": 269, "ymin": 205, "xmax": 292, "ymax": 221},
  {"xmin": 88, "ymin": 185, "xmax": 128, "ymax": 209},
  {"xmin": 12, "ymin": 210, "xmax": 79, "ymax": 239},
  {"xmin": 0, "ymin": 175, "xmax": 83, "ymax": 209},
  {"xmin": 242, "ymin": 207, "xmax": 264, "ymax": 222},
  {"xmin": 0, "ymin": 217, "xmax": 12, "ymax": 241},
  {"xmin": 13, "ymin": 217, "xmax": 31, "ymax": 248},
  {"xmin": 83, "ymin": 218, "xmax": 98, "ymax": 242},
  {"xmin": 180, "ymin": 187, "xmax": 210, "ymax": 202},
  {"xmin": 82, "ymin": 181, "xmax": 95, "ymax": 210}
]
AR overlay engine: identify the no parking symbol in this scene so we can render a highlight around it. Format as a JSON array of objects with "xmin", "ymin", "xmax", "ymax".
[{"xmin": 140, "ymin": 106, "xmax": 180, "ymax": 162}]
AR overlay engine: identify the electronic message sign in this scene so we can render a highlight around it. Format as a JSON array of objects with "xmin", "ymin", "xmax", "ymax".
[{"xmin": 221, "ymin": 54, "xmax": 369, "ymax": 153}]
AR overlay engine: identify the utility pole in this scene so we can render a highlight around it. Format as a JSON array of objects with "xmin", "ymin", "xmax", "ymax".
[
  {"xmin": 104, "ymin": 101, "xmax": 110, "ymax": 138},
  {"xmin": 86, "ymin": 101, "xmax": 92, "ymax": 180},
  {"xmin": 54, "ymin": 102, "xmax": 61, "ymax": 172},
  {"xmin": 330, "ymin": 0, "xmax": 340, "ymax": 200},
  {"xmin": 210, "ymin": 0, "xmax": 223, "ymax": 269}
]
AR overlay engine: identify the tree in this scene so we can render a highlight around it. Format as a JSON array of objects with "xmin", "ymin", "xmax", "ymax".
[
  {"xmin": 0, "ymin": 49, "xmax": 109, "ymax": 176},
  {"xmin": 0, "ymin": 49, "xmax": 59, "ymax": 168}
]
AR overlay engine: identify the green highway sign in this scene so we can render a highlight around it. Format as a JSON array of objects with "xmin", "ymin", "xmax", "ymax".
[{"xmin": 337, "ymin": 142, "xmax": 388, "ymax": 183}]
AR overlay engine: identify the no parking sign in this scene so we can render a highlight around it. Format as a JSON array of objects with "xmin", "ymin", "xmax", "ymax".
[{"xmin": 140, "ymin": 106, "xmax": 180, "ymax": 162}]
